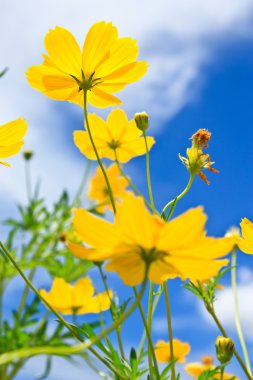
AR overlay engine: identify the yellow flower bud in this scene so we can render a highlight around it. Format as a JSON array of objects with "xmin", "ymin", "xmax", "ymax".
[
  {"xmin": 23, "ymin": 150, "xmax": 33, "ymax": 161},
  {"xmin": 134, "ymin": 112, "xmax": 149, "ymax": 131},
  {"xmin": 215, "ymin": 336, "xmax": 234, "ymax": 364}
]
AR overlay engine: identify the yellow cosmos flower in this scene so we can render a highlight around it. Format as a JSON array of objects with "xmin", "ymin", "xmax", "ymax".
[
  {"xmin": 26, "ymin": 21, "xmax": 147, "ymax": 108},
  {"xmin": 0, "ymin": 118, "xmax": 27, "ymax": 167},
  {"xmin": 74, "ymin": 109, "xmax": 155, "ymax": 163},
  {"xmin": 185, "ymin": 356, "xmax": 239, "ymax": 379},
  {"xmin": 40, "ymin": 277, "xmax": 112, "ymax": 315},
  {"xmin": 88, "ymin": 163, "xmax": 129, "ymax": 213},
  {"xmin": 69, "ymin": 193, "xmax": 233, "ymax": 286},
  {"xmin": 236, "ymin": 218, "xmax": 253, "ymax": 254},
  {"xmin": 155, "ymin": 339, "xmax": 190, "ymax": 364}
]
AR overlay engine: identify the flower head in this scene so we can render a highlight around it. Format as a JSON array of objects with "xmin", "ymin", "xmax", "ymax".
[
  {"xmin": 26, "ymin": 22, "xmax": 147, "ymax": 108},
  {"xmin": 185, "ymin": 356, "xmax": 239, "ymax": 379},
  {"xmin": 236, "ymin": 218, "xmax": 253, "ymax": 254},
  {"xmin": 215, "ymin": 336, "xmax": 234, "ymax": 364},
  {"xmin": 0, "ymin": 118, "xmax": 27, "ymax": 167},
  {"xmin": 134, "ymin": 112, "xmax": 149, "ymax": 132},
  {"xmin": 179, "ymin": 129, "xmax": 218, "ymax": 185},
  {"xmin": 74, "ymin": 109, "xmax": 155, "ymax": 163},
  {"xmin": 88, "ymin": 163, "xmax": 129, "ymax": 213},
  {"xmin": 69, "ymin": 193, "xmax": 233, "ymax": 286},
  {"xmin": 40, "ymin": 277, "xmax": 111, "ymax": 315},
  {"xmin": 155, "ymin": 339, "xmax": 190, "ymax": 364}
]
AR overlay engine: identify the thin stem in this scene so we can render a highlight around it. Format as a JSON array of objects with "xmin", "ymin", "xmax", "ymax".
[
  {"xmin": 207, "ymin": 306, "xmax": 252, "ymax": 380},
  {"xmin": 147, "ymin": 283, "xmax": 155, "ymax": 380},
  {"xmin": 143, "ymin": 131, "xmax": 155, "ymax": 213},
  {"xmin": 231, "ymin": 250, "xmax": 252, "ymax": 375},
  {"xmin": 72, "ymin": 159, "xmax": 91, "ymax": 206},
  {"xmin": 18, "ymin": 267, "xmax": 36, "ymax": 316},
  {"xmin": 161, "ymin": 173, "xmax": 195, "ymax": 218},
  {"xmin": 220, "ymin": 366, "xmax": 224, "ymax": 380},
  {"xmin": 115, "ymin": 158, "xmax": 157, "ymax": 212},
  {"xmin": 133, "ymin": 287, "xmax": 160, "ymax": 379},
  {"xmin": 0, "ymin": 242, "xmax": 147, "ymax": 377},
  {"xmin": 98, "ymin": 265, "xmax": 125, "ymax": 359},
  {"xmin": 25, "ymin": 160, "xmax": 32, "ymax": 202},
  {"xmin": 164, "ymin": 282, "xmax": 176, "ymax": 380},
  {"xmin": 138, "ymin": 285, "xmax": 162, "ymax": 357},
  {"xmin": 83, "ymin": 90, "xmax": 116, "ymax": 213}
]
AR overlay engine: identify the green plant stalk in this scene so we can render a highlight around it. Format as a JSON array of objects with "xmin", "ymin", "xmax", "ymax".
[
  {"xmin": 133, "ymin": 287, "xmax": 160, "ymax": 380},
  {"xmin": 147, "ymin": 283, "xmax": 155, "ymax": 380},
  {"xmin": 98, "ymin": 265, "xmax": 125, "ymax": 360},
  {"xmin": 220, "ymin": 366, "xmax": 224, "ymax": 380},
  {"xmin": 207, "ymin": 306, "xmax": 252, "ymax": 380},
  {"xmin": 138, "ymin": 285, "xmax": 162, "ymax": 357},
  {"xmin": 25, "ymin": 159, "xmax": 32, "ymax": 202},
  {"xmin": 164, "ymin": 282, "xmax": 176, "ymax": 380},
  {"xmin": 115, "ymin": 158, "xmax": 158, "ymax": 213},
  {"xmin": 83, "ymin": 90, "xmax": 116, "ymax": 213},
  {"xmin": 231, "ymin": 249, "xmax": 252, "ymax": 375},
  {"xmin": 0, "ymin": 242, "xmax": 147, "ymax": 377},
  {"xmin": 72, "ymin": 159, "xmax": 91, "ymax": 206},
  {"xmin": 161, "ymin": 173, "xmax": 195, "ymax": 218},
  {"xmin": 143, "ymin": 131, "xmax": 155, "ymax": 214}
]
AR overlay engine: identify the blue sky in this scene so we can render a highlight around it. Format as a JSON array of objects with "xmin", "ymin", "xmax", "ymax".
[{"xmin": 1, "ymin": 1, "xmax": 253, "ymax": 379}]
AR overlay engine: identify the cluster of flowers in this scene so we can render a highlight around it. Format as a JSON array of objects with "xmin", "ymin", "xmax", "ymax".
[{"xmin": 2, "ymin": 20, "xmax": 253, "ymax": 379}]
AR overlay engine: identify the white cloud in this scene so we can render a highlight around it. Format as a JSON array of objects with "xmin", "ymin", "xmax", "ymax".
[{"xmin": 1, "ymin": 0, "xmax": 253, "ymax": 208}]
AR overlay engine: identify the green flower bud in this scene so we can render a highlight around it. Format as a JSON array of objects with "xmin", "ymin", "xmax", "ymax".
[
  {"xmin": 23, "ymin": 150, "xmax": 33, "ymax": 161},
  {"xmin": 215, "ymin": 336, "xmax": 234, "ymax": 364},
  {"xmin": 134, "ymin": 112, "xmax": 149, "ymax": 131}
]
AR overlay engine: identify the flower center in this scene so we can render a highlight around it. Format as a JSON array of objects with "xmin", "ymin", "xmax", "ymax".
[
  {"xmin": 108, "ymin": 139, "xmax": 121, "ymax": 150},
  {"xmin": 71, "ymin": 70, "xmax": 103, "ymax": 92},
  {"xmin": 139, "ymin": 247, "xmax": 167, "ymax": 265}
]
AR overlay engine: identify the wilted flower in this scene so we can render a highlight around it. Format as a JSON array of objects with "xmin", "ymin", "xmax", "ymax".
[{"xmin": 179, "ymin": 129, "xmax": 218, "ymax": 185}]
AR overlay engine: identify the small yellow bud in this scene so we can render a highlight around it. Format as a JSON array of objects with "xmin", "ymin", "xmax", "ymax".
[
  {"xmin": 23, "ymin": 150, "xmax": 33, "ymax": 161},
  {"xmin": 134, "ymin": 112, "xmax": 149, "ymax": 131},
  {"xmin": 215, "ymin": 336, "xmax": 234, "ymax": 364}
]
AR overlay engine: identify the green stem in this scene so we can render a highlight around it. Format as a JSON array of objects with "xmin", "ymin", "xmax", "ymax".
[
  {"xmin": 164, "ymin": 282, "xmax": 176, "ymax": 380},
  {"xmin": 143, "ymin": 131, "xmax": 155, "ymax": 214},
  {"xmin": 72, "ymin": 159, "xmax": 91, "ymax": 206},
  {"xmin": 25, "ymin": 160, "xmax": 32, "ymax": 202},
  {"xmin": 115, "ymin": 158, "xmax": 158, "ymax": 213},
  {"xmin": 83, "ymin": 90, "xmax": 116, "ymax": 213},
  {"xmin": 207, "ymin": 306, "xmax": 252, "ymax": 380},
  {"xmin": 138, "ymin": 285, "xmax": 162, "ymax": 357},
  {"xmin": 0, "ymin": 242, "xmax": 147, "ymax": 377},
  {"xmin": 98, "ymin": 265, "xmax": 125, "ymax": 360},
  {"xmin": 18, "ymin": 267, "xmax": 36, "ymax": 316},
  {"xmin": 220, "ymin": 366, "xmax": 224, "ymax": 380},
  {"xmin": 231, "ymin": 250, "xmax": 252, "ymax": 375},
  {"xmin": 133, "ymin": 287, "xmax": 160, "ymax": 379},
  {"xmin": 161, "ymin": 173, "xmax": 195, "ymax": 218}
]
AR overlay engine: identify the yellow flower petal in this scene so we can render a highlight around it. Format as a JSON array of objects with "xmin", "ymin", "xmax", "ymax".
[
  {"xmin": 44, "ymin": 26, "xmax": 82, "ymax": 76},
  {"xmin": 82, "ymin": 21, "xmax": 118, "ymax": 76},
  {"xmin": 0, "ymin": 119, "xmax": 27, "ymax": 164},
  {"xmin": 155, "ymin": 339, "xmax": 190, "ymax": 364},
  {"xmin": 72, "ymin": 208, "xmax": 121, "ymax": 253},
  {"xmin": 240, "ymin": 218, "xmax": 253, "ymax": 241},
  {"xmin": 106, "ymin": 254, "xmax": 145, "ymax": 286}
]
